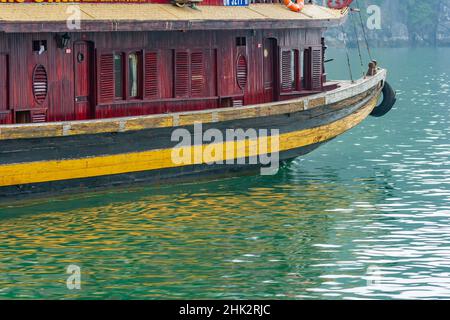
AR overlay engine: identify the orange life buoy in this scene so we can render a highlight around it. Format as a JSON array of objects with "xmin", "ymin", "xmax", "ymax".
[{"xmin": 283, "ymin": 0, "xmax": 305, "ymax": 13}]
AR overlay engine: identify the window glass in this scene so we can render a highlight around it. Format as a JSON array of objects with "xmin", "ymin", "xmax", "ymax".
[
  {"xmin": 236, "ymin": 37, "xmax": 246, "ymax": 47},
  {"xmin": 290, "ymin": 50, "xmax": 296, "ymax": 89},
  {"xmin": 114, "ymin": 53, "xmax": 123, "ymax": 99},
  {"xmin": 300, "ymin": 50, "xmax": 304, "ymax": 89},
  {"xmin": 303, "ymin": 48, "xmax": 311, "ymax": 90},
  {"xmin": 128, "ymin": 52, "xmax": 139, "ymax": 98}
]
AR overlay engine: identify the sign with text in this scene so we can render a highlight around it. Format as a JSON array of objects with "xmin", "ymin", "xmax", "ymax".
[{"xmin": 223, "ymin": 0, "xmax": 249, "ymax": 6}]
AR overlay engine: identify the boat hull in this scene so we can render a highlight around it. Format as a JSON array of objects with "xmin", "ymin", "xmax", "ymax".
[{"xmin": 0, "ymin": 71, "xmax": 385, "ymax": 199}]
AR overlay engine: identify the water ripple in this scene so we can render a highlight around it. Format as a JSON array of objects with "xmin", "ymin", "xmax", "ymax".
[{"xmin": 0, "ymin": 48, "xmax": 450, "ymax": 299}]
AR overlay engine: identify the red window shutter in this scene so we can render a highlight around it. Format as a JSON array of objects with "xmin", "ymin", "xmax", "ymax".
[
  {"xmin": 281, "ymin": 50, "xmax": 293, "ymax": 92},
  {"xmin": 144, "ymin": 51, "xmax": 158, "ymax": 99},
  {"xmin": 98, "ymin": 53, "xmax": 114, "ymax": 103},
  {"xmin": 236, "ymin": 54, "xmax": 248, "ymax": 90},
  {"xmin": 32, "ymin": 65, "xmax": 48, "ymax": 105},
  {"xmin": 174, "ymin": 51, "xmax": 189, "ymax": 98},
  {"xmin": 190, "ymin": 51, "xmax": 204, "ymax": 97},
  {"xmin": 0, "ymin": 54, "xmax": 7, "ymax": 111},
  {"xmin": 311, "ymin": 48, "xmax": 323, "ymax": 90},
  {"xmin": 31, "ymin": 110, "xmax": 47, "ymax": 123}
]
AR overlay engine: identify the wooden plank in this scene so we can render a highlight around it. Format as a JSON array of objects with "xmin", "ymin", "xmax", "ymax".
[
  {"xmin": 0, "ymin": 124, "xmax": 64, "ymax": 140},
  {"xmin": 0, "ymin": 94, "xmax": 378, "ymax": 188}
]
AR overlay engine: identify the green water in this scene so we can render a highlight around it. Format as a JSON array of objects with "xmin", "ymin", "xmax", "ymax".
[{"xmin": 1, "ymin": 48, "xmax": 449, "ymax": 300}]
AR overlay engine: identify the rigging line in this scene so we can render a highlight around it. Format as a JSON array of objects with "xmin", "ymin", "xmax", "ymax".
[
  {"xmin": 341, "ymin": 25, "xmax": 354, "ymax": 83},
  {"xmin": 350, "ymin": 9, "xmax": 365, "ymax": 76},
  {"xmin": 355, "ymin": 0, "xmax": 373, "ymax": 62}
]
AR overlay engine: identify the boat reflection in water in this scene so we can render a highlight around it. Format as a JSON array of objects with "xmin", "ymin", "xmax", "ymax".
[{"xmin": 0, "ymin": 159, "xmax": 392, "ymax": 299}]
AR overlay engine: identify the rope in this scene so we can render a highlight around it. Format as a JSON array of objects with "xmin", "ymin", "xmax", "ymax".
[
  {"xmin": 341, "ymin": 25, "xmax": 354, "ymax": 83},
  {"xmin": 350, "ymin": 10, "xmax": 365, "ymax": 76},
  {"xmin": 355, "ymin": 0, "xmax": 373, "ymax": 61}
]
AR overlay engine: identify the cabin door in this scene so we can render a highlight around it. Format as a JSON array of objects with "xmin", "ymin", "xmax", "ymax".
[
  {"xmin": 74, "ymin": 41, "xmax": 94, "ymax": 120},
  {"xmin": 263, "ymin": 38, "xmax": 278, "ymax": 103}
]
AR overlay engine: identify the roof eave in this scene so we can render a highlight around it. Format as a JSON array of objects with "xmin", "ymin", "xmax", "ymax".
[{"xmin": 0, "ymin": 17, "xmax": 345, "ymax": 33}]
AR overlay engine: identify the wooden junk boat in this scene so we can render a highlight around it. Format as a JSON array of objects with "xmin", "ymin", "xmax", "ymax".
[{"xmin": 0, "ymin": 0, "xmax": 395, "ymax": 197}]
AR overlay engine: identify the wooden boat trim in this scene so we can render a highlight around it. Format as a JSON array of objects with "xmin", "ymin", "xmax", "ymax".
[
  {"xmin": 0, "ymin": 92, "xmax": 381, "ymax": 188},
  {"xmin": 0, "ymin": 69, "xmax": 386, "ymax": 141},
  {"xmin": 0, "ymin": 4, "xmax": 347, "ymax": 33}
]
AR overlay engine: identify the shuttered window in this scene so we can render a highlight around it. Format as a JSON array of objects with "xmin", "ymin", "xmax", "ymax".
[
  {"xmin": 311, "ymin": 48, "xmax": 323, "ymax": 90},
  {"xmin": 174, "ymin": 51, "xmax": 190, "ymax": 98},
  {"xmin": 98, "ymin": 49, "xmax": 213, "ymax": 103},
  {"xmin": 191, "ymin": 51, "xmax": 204, "ymax": 97},
  {"xmin": 31, "ymin": 110, "xmax": 47, "ymax": 123},
  {"xmin": 32, "ymin": 65, "xmax": 48, "ymax": 105},
  {"xmin": 114, "ymin": 53, "xmax": 124, "ymax": 99},
  {"xmin": 98, "ymin": 53, "xmax": 114, "ymax": 103},
  {"xmin": 280, "ymin": 48, "xmax": 319, "ymax": 91},
  {"xmin": 144, "ymin": 51, "xmax": 158, "ymax": 99},
  {"xmin": 281, "ymin": 49, "xmax": 299, "ymax": 92},
  {"xmin": 281, "ymin": 51, "xmax": 292, "ymax": 92},
  {"xmin": 236, "ymin": 54, "xmax": 248, "ymax": 90},
  {"xmin": 0, "ymin": 54, "xmax": 7, "ymax": 111},
  {"xmin": 174, "ymin": 50, "xmax": 209, "ymax": 98}
]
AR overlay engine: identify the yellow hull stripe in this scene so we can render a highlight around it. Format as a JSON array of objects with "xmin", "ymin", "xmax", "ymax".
[{"xmin": 0, "ymin": 95, "xmax": 378, "ymax": 187}]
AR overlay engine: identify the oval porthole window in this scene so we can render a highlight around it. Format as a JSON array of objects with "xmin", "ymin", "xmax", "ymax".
[
  {"xmin": 236, "ymin": 54, "xmax": 248, "ymax": 90},
  {"xmin": 32, "ymin": 64, "xmax": 48, "ymax": 104},
  {"xmin": 77, "ymin": 52, "xmax": 85, "ymax": 63}
]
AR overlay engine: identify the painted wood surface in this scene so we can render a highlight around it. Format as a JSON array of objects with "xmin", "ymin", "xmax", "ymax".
[
  {"xmin": 0, "ymin": 89, "xmax": 381, "ymax": 191},
  {"xmin": 0, "ymin": 28, "xmax": 326, "ymax": 125},
  {"xmin": 0, "ymin": 53, "xmax": 10, "ymax": 124},
  {"xmin": 0, "ymin": 70, "xmax": 386, "ymax": 140}
]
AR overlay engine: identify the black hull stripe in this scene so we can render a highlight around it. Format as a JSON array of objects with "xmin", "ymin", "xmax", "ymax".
[
  {"xmin": 0, "ymin": 141, "xmax": 324, "ymax": 200},
  {"xmin": 0, "ymin": 89, "xmax": 375, "ymax": 165}
]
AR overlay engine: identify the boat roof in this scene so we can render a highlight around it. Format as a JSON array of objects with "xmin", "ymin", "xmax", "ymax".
[{"xmin": 0, "ymin": 3, "xmax": 348, "ymax": 33}]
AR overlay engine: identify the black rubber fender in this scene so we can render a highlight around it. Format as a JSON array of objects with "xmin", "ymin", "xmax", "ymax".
[{"xmin": 370, "ymin": 81, "xmax": 396, "ymax": 117}]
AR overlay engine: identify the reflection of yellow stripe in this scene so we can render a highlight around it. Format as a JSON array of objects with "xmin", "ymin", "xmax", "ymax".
[{"xmin": 0, "ymin": 95, "xmax": 377, "ymax": 187}]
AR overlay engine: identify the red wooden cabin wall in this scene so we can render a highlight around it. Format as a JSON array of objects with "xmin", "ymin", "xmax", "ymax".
[
  {"xmin": 0, "ymin": 33, "xmax": 11, "ymax": 124},
  {"xmin": 1, "ymin": 32, "xmax": 76, "ymax": 123},
  {"xmin": 0, "ymin": 28, "xmax": 324, "ymax": 124}
]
